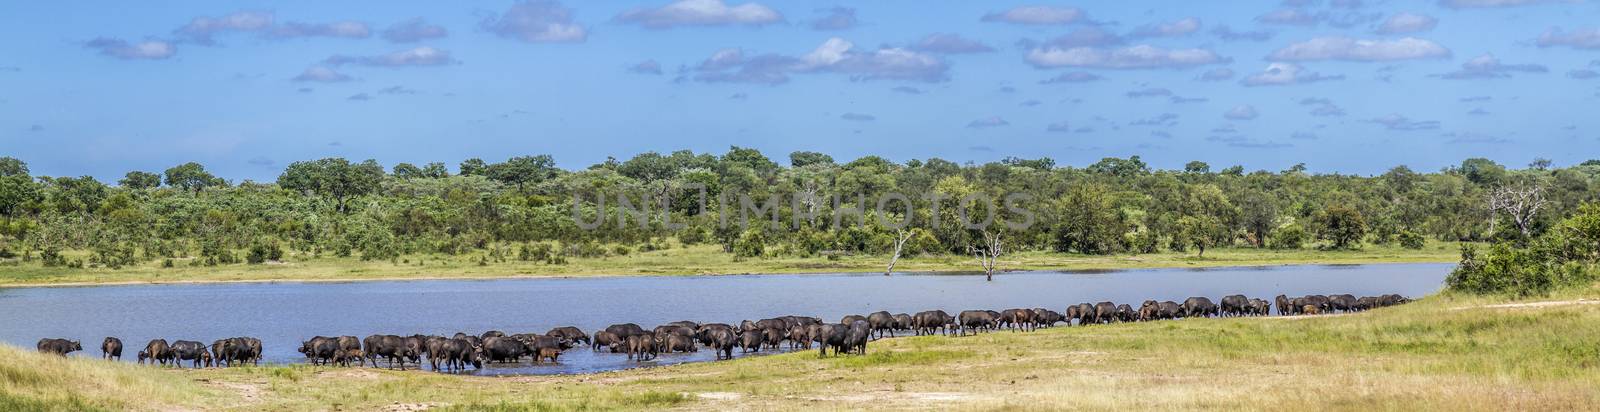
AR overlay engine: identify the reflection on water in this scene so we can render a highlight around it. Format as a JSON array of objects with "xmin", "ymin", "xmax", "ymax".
[{"xmin": 0, "ymin": 263, "xmax": 1450, "ymax": 375}]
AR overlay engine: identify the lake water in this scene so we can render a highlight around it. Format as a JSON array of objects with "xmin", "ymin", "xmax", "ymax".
[{"xmin": 0, "ymin": 263, "xmax": 1450, "ymax": 375}]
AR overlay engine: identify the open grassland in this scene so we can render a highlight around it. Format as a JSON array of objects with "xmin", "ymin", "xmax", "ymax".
[
  {"xmin": 0, "ymin": 241, "xmax": 1458, "ymax": 287},
  {"xmin": 5, "ymin": 286, "xmax": 1598, "ymax": 411}
]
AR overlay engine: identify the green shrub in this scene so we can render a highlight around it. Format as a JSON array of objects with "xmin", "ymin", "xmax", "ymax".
[
  {"xmin": 1398, "ymin": 231, "xmax": 1426, "ymax": 250},
  {"xmin": 1268, "ymin": 225, "xmax": 1306, "ymax": 250}
]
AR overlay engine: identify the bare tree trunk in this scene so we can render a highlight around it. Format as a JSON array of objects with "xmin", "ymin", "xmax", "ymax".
[
  {"xmin": 968, "ymin": 231, "xmax": 1003, "ymax": 281},
  {"xmin": 1488, "ymin": 184, "xmax": 1548, "ymax": 238},
  {"xmin": 885, "ymin": 229, "xmax": 912, "ymax": 276}
]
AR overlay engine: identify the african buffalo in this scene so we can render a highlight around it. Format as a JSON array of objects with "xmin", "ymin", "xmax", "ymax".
[
  {"xmin": 101, "ymin": 337, "xmax": 122, "ymax": 360},
  {"xmin": 738, "ymin": 329, "xmax": 764, "ymax": 353},
  {"xmin": 605, "ymin": 323, "xmax": 648, "ymax": 339},
  {"xmin": 299, "ymin": 336, "xmax": 340, "ymax": 366},
  {"xmin": 1276, "ymin": 295, "xmax": 1293, "ymax": 316},
  {"xmin": 664, "ymin": 334, "xmax": 698, "ymax": 353},
  {"xmin": 892, "ymin": 313, "xmax": 914, "ymax": 332},
  {"xmin": 593, "ymin": 331, "xmax": 623, "ymax": 352},
  {"xmin": 169, "ymin": 340, "xmax": 209, "ymax": 368},
  {"xmin": 999, "ymin": 308, "xmax": 1036, "ymax": 332},
  {"xmin": 626, "ymin": 334, "xmax": 660, "ymax": 361},
  {"xmin": 958, "ymin": 310, "xmax": 998, "ymax": 335},
  {"xmin": 867, "ymin": 311, "xmax": 897, "ymax": 338},
  {"xmin": 364, "ymin": 334, "xmax": 413, "ymax": 370},
  {"xmin": 707, "ymin": 328, "xmax": 738, "ymax": 360},
  {"xmin": 481, "ymin": 336, "xmax": 528, "ymax": 364},
  {"xmin": 814, "ymin": 323, "xmax": 850, "ymax": 357},
  {"xmin": 913, "ymin": 310, "xmax": 952, "ymax": 336},
  {"xmin": 36, "ymin": 338, "xmax": 80, "ymax": 356},
  {"xmin": 141, "ymin": 339, "xmax": 172, "ymax": 366},
  {"xmin": 842, "ymin": 321, "xmax": 870, "ymax": 355},
  {"xmin": 1182, "ymin": 297, "xmax": 1218, "ymax": 318},
  {"xmin": 1093, "ymin": 302, "xmax": 1118, "ymax": 324},
  {"xmin": 546, "ymin": 327, "xmax": 589, "ymax": 346},
  {"xmin": 1220, "ymin": 295, "xmax": 1249, "ymax": 317}
]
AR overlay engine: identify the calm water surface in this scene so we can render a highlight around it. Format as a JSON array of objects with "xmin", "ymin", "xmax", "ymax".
[{"xmin": 0, "ymin": 263, "xmax": 1450, "ymax": 375}]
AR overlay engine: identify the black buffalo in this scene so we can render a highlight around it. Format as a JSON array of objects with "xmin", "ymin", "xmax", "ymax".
[{"xmin": 36, "ymin": 338, "xmax": 81, "ymax": 356}]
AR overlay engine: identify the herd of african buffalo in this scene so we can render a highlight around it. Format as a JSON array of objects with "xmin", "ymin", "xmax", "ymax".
[{"xmin": 34, "ymin": 292, "xmax": 1410, "ymax": 372}]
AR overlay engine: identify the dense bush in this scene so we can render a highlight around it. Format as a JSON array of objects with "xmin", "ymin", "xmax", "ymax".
[
  {"xmin": 1398, "ymin": 230, "xmax": 1426, "ymax": 250},
  {"xmin": 1447, "ymin": 203, "xmax": 1600, "ymax": 296}
]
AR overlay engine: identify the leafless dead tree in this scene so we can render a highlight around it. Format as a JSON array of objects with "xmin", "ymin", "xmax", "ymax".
[
  {"xmin": 968, "ymin": 231, "xmax": 1003, "ymax": 281},
  {"xmin": 1488, "ymin": 184, "xmax": 1547, "ymax": 238},
  {"xmin": 885, "ymin": 229, "xmax": 913, "ymax": 276}
]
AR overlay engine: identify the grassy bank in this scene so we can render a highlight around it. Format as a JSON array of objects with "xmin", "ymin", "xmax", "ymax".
[
  {"xmin": 0, "ymin": 241, "xmax": 1459, "ymax": 287},
  {"xmin": 6, "ymin": 287, "xmax": 1597, "ymax": 411}
]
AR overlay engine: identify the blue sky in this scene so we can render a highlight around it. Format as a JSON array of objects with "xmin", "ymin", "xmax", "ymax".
[{"xmin": 2, "ymin": 0, "xmax": 1598, "ymax": 181}]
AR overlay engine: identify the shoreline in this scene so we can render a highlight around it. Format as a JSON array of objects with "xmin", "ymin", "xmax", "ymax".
[{"xmin": 0, "ymin": 256, "xmax": 1456, "ymax": 289}]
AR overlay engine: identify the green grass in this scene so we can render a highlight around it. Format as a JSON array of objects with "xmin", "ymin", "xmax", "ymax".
[
  {"xmin": 5, "ymin": 284, "xmax": 1598, "ymax": 410},
  {"xmin": 0, "ymin": 241, "xmax": 1461, "ymax": 287}
]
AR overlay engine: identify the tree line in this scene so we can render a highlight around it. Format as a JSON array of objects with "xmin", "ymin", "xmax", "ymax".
[{"xmin": 0, "ymin": 150, "xmax": 1597, "ymax": 271}]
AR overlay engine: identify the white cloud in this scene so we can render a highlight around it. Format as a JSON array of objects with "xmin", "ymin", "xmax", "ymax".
[
  {"xmin": 1257, "ymin": 9, "xmax": 1323, "ymax": 26},
  {"xmin": 1269, "ymin": 36, "xmax": 1450, "ymax": 62},
  {"xmin": 1536, "ymin": 27, "xmax": 1600, "ymax": 50},
  {"xmin": 483, "ymin": 0, "xmax": 588, "ymax": 43},
  {"xmin": 325, "ymin": 46, "xmax": 457, "ymax": 67},
  {"xmin": 1376, "ymin": 12, "xmax": 1437, "ymax": 34},
  {"xmin": 174, "ymin": 11, "xmax": 274, "ymax": 45},
  {"xmin": 967, "ymin": 116, "xmax": 1009, "ymax": 128},
  {"xmin": 173, "ymin": 11, "xmax": 371, "ymax": 43},
  {"xmin": 1199, "ymin": 68, "xmax": 1235, "ymax": 81},
  {"xmin": 1300, "ymin": 98, "xmax": 1347, "ymax": 116},
  {"xmin": 693, "ymin": 38, "xmax": 948, "ymax": 84},
  {"xmin": 628, "ymin": 59, "xmax": 663, "ymax": 75},
  {"xmin": 1440, "ymin": 0, "xmax": 1551, "ymax": 8},
  {"xmin": 981, "ymin": 6, "xmax": 1089, "ymax": 25},
  {"xmin": 1433, "ymin": 53, "xmax": 1548, "ymax": 79},
  {"xmin": 1039, "ymin": 71, "xmax": 1103, "ymax": 84},
  {"xmin": 811, "ymin": 7, "xmax": 857, "ymax": 31},
  {"xmin": 1242, "ymin": 63, "xmax": 1343, "ymax": 86},
  {"xmin": 1129, "ymin": 18, "xmax": 1201, "ymax": 38},
  {"xmin": 617, "ymin": 0, "xmax": 782, "ymax": 29},
  {"xmin": 1046, "ymin": 121, "xmax": 1072, "ymax": 132},
  {"xmin": 1027, "ymin": 44, "xmax": 1228, "ymax": 69},
  {"xmin": 292, "ymin": 66, "xmax": 352, "ymax": 82},
  {"xmin": 1125, "ymin": 87, "xmax": 1172, "ymax": 98},
  {"xmin": 909, "ymin": 33, "xmax": 994, "ymax": 54},
  {"xmin": 269, "ymin": 21, "xmax": 371, "ymax": 39},
  {"xmin": 1211, "ymin": 26, "xmax": 1273, "ymax": 42},
  {"xmin": 1569, "ymin": 69, "xmax": 1599, "ymax": 79},
  {"xmin": 383, "ymin": 18, "xmax": 448, "ymax": 43},
  {"xmin": 1224, "ymin": 105, "xmax": 1259, "ymax": 120},
  {"xmin": 84, "ymin": 38, "xmax": 176, "ymax": 60},
  {"xmin": 840, "ymin": 112, "xmax": 875, "ymax": 121},
  {"xmin": 1369, "ymin": 113, "xmax": 1440, "ymax": 130}
]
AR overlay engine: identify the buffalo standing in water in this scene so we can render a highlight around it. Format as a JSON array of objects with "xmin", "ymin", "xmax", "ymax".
[
  {"xmin": 546, "ymin": 326, "xmax": 589, "ymax": 346},
  {"xmin": 435, "ymin": 338, "xmax": 483, "ymax": 373},
  {"xmin": 605, "ymin": 323, "xmax": 648, "ymax": 340},
  {"xmin": 958, "ymin": 310, "xmax": 998, "ymax": 335},
  {"xmin": 912, "ymin": 310, "xmax": 952, "ymax": 336},
  {"xmin": 36, "ymin": 338, "xmax": 81, "ymax": 356},
  {"xmin": 101, "ymin": 337, "xmax": 122, "ymax": 360},
  {"xmin": 867, "ymin": 311, "xmax": 897, "ymax": 338},
  {"xmin": 626, "ymin": 334, "xmax": 660, "ymax": 361},
  {"xmin": 738, "ymin": 329, "xmax": 764, "ymax": 353},
  {"xmin": 1275, "ymin": 295, "xmax": 1294, "ymax": 316},
  {"xmin": 364, "ymin": 335, "xmax": 414, "ymax": 370},
  {"xmin": 706, "ymin": 328, "xmax": 738, "ymax": 360}
]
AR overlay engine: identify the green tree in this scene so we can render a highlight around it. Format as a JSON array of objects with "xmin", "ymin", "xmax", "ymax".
[
  {"xmin": 1314, "ymin": 205, "xmax": 1367, "ymax": 249},
  {"xmin": 0, "ymin": 157, "xmax": 27, "ymax": 177},
  {"xmin": 488, "ymin": 155, "xmax": 560, "ymax": 191},
  {"xmin": 458, "ymin": 158, "xmax": 489, "ymax": 176},
  {"xmin": 788, "ymin": 151, "xmax": 835, "ymax": 168},
  {"xmin": 1184, "ymin": 161, "xmax": 1210, "ymax": 174},
  {"xmin": 278, "ymin": 158, "xmax": 386, "ymax": 212},
  {"xmin": 119, "ymin": 171, "xmax": 161, "ymax": 189},
  {"xmin": 163, "ymin": 162, "xmax": 221, "ymax": 193},
  {"xmin": 1176, "ymin": 215, "xmax": 1223, "ymax": 257}
]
